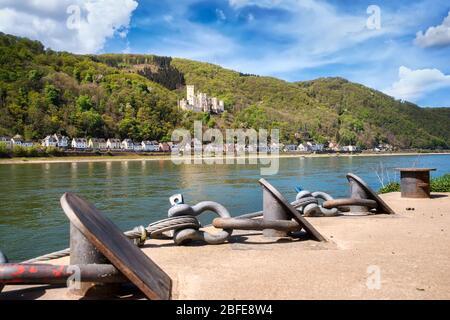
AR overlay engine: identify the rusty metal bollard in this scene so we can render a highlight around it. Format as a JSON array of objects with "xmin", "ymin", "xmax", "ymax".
[
  {"xmin": 396, "ymin": 168, "xmax": 436, "ymax": 198},
  {"xmin": 68, "ymin": 223, "xmax": 121, "ymax": 297},
  {"xmin": 262, "ymin": 184, "xmax": 290, "ymax": 238},
  {"xmin": 322, "ymin": 173, "xmax": 395, "ymax": 215},
  {"xmin": 1, "ymin": 193, "xmax": 172, "ymax": 300}
]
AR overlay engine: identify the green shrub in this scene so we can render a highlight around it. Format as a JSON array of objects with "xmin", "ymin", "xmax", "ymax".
[
  {"xmin": 45, "ymin": 146, "xmax": 62, "ymax": 156},
  {"xmin": 379, "ymin": 173, "xmax": 450, "ymax": 194},
  {"xmin": 12, "ymin": 145, "xmax": 28, "ymax": 157},
  {"xmin": 26, "ymin": 145, "xmax": 41, "ymax": 157},
  {"xmin": 430, "ymin": 174, "xmax": 450, "ymax": 193},
  {"xmin": 0, "ymin": 142, "xmax": 11, "ymax": 158},
  {"xmin": 378, "ymin": 182, "xmax": 400, "ymax": 194}
]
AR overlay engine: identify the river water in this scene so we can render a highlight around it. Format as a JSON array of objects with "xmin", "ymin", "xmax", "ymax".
[{"xmin": 0, "ymin": 154, "xmax": 449, "ymax": 261}]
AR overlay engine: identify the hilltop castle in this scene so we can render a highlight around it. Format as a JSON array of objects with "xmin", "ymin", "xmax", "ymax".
[{"xmin": 178, "ymin": 85, "xmax": 225, "ymax": 114}]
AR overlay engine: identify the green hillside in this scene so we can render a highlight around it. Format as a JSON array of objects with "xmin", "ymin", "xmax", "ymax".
[
  {"xmin": 0, "ymin": 33, "xmax": 180, "ymax": 142},
  {"xmin": 0, "ymin": 32, "xmax": 448, "ymax": 148}
]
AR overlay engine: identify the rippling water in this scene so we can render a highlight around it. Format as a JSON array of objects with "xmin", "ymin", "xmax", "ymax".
[{"xmin": 1, "ymin": 154, "xmax": 449, "ymax": 261}]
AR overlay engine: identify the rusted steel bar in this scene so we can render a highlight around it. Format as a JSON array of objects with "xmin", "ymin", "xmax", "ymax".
[
  {"xmin": 0, "ymin": 250, "xmax": 7, "ymax": 293},
  {"xmin": 0, "ymin": 264, "xmax": 126, "ymax": 285},
  {"xmin": 232, "ymin": 197, "xmax": 317, "ymax": 220},
  {"xmin": 323, "ymin": 198, "xmax": 377, "ymax": 209},
  {"xmin": 213, "ymin": 218, "xmax": 301, "ymax": 232}
]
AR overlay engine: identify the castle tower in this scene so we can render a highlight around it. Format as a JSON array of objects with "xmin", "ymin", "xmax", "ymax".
[
  {"xmin": 218, "ymin": 100, "xmax": 225, "ymax": 113},
  {"xmin": 186, "ymin": 85, "xmax": 195, "ymax": 105},
  {"xmin": 211, "ymin": 97, "xmax": 218, "ymax": 113}
]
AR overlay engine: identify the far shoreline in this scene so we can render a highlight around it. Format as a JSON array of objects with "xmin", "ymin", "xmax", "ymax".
[{"xmin": 1, "ymin": 151, "xmax": 449, "ymax": 165}]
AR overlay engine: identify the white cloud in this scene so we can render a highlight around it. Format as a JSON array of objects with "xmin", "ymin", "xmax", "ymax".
[
  {"xmin": 216, "ymin": 9, "xmax": 226, "ymax": 21},
  {"xmin": 229, "ymin": 0, "xmax": 283, "ymax": 9},
  {"xmin": 415, "ymin": 11, "xmax": 450, "ymax": 48},
  {"xmin": 150, "ymin": 25, "xmax": 238, "ymax": 64},
  {"xmin": 384, "ymin": 66, "xmax": 450, "ymax": 101},
  {"xmin": 0, "ymin": 0, "xmax": 138, "ymax": 54},
  {"xmin": 163, "ymin": 15, "xmax": 173, "ymax": 23}
]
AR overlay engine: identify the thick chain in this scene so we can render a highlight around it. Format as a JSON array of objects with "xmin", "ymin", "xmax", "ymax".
[
  {"xmin": 296, "ymin": 191, "xmax": 340, "ymax": 217},
  {"xmin": 22, "ymin": 216, "xmax": 200, "ymax": 264}
]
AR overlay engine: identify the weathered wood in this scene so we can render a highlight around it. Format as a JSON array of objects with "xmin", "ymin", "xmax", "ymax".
[
  {"xmin": 60, "ymin": 193, "xmax": 172, "ymax": 300},
  {"xmin": 258, "ymin": 179, "xmax": 326, "ymax": 242},
  {"xmin": 346, "ymin": 173, "xmax": 396, "ymax": 215}
]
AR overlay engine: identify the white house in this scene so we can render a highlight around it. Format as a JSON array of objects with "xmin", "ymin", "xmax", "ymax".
[
  {"xmin": 224, "ymin": 143, "xmax": 235, "ymax": 154},
  {"xmin": 21, "ymin": 141, "xmax": 34, "ymax": 147},
  {"xmin": 342, "ymin": 145, "xmax": 358, "ymax": 152},
  {"xmin": 171, "ymin": 144, "xmax": 180, "ymax": 154},
  {"xmin": 106, "ymin": 139, "xmax": 121, "ymax": 150},
  {"xmin": 307, "ymin": 142, "xmax": 324, "ymax": 152},
  {"xmin": 11, "ymin": 135, "xmax": 24, "ymax": 146},
  {"xmin": 121, "ymin": 139, "xmax": 134, "ymax": 150},
  {"xmin": 284, "ymin": 144, "xmax": 298, "ymax": 152},
  {"xmin": 328, "ymin": 142, "xmax": 340, "ymax": 151},
  {"xmin": 258, "ymin": 144, "xmax": 268, "ymax": 153},
  {"xmin": 0, "ymin": 136, "xmax": 12, "ymax": 148},
  {"xmin": 204, "ymin": 143, "xmax": 223, "ymax": 154},
  {"xmin": 270, "ymin": 143, "xmax": 280, "ymax": 153},
  {"xmin": 72, "ymin": 138, "xmax": 88, "ymax": 149},
  {"xmin": 297, "ymin": 143, "xmax": 311, "ymax": 152},
  {"xmin": 182, "ymin": 143, "xmax": 191, "ymax": 153},
  {"xmin": 42, "ymin": 135, "xmax": 58, "ymax": 148},
  {"xmin": 53, "ymin": 134, "xmax": 69, "ymax": 148},
  {"xmin": 159, "ymin": 142, "xmax": 171, "ymax": 152},
  {"xmin": 235, "ymin": 144, "xmax": 245, "ymax": 153},
  {"xmin": 247, "ymin": 144, "xmax": 257, "ymax": 153},
  {"xmin": 192, "ymin": 138, "xmax": 203, "ymax": 153},
  {"xmin": 141, "ymin": 141, "xmax": 160, "ymax": 152},
  {"xmin": 375, "ymin": 143, "xmax": 394, "ymax": 152},
  {"xmin": 133, "ymin": 144, "xmax": 143, "ymax": 152},
  {"xmin": 88, "ymin": 138, "xmax": 107, "ymax": 150}
]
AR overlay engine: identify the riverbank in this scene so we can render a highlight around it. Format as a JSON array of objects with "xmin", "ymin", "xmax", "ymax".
[{"xmin": 0, "ymin": 151, "xmax": 449, "ymax": 165}]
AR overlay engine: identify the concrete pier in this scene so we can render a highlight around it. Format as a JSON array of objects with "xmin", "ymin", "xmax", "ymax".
[{"xmin": 2, "ymin": 192, "xmax": 450, "ymax": 300}]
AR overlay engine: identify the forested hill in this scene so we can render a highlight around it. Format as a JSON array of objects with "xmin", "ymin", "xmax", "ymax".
[{"xmin": 0, "ymin": 32, "xmax": 449, "ymax": 149}]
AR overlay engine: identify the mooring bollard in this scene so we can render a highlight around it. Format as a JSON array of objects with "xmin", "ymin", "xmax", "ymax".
[
  {"xmin": 347, "ymin": 176, "xmax": 371, "ymax": 214},
  {"xmin": 259, "ymin": 179, "xmax": 326, "ymax": 241},
  {"xmin": 396, "ymin": 168, "xmax": 436, "ymax": 199},
  {"xmin": 69, "ymin": 223, "xmax": 120, "ymax": 297},
  {"xmin": 322, "ymin": 174, "xmax": 395, "ymax": 215},
  {"xmin": 1, "ymin": 193, "xmax": 172, "ymax": 300},
  {"xmin": 262, "ymin": 184, "xmax": 290, "ymax": 238}
]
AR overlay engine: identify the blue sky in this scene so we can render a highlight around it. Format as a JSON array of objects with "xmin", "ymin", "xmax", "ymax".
[{"xmin": 1, "ymin": 0, "xmax": 450, "ymax": 107}]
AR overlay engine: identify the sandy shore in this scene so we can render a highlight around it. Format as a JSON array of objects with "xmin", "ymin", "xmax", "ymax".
[
  {"xmin": 2, "ymin": 192, "xmax": 450, "ymax": 300},
  {"xmin": 1, "ymin": 152, "xmax": 449, "ymax": 165}
]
